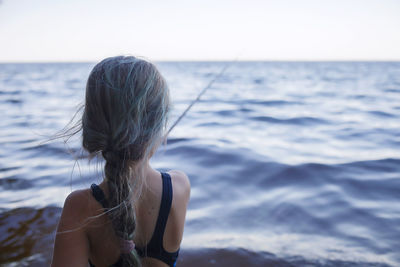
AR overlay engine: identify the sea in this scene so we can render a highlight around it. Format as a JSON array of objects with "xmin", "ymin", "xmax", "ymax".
[{"xmin": 0, "ymin": 61, "xmax": 399, "ymax": 266}]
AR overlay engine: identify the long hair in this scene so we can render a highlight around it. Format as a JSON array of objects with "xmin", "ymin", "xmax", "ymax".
[{"xmin": 82, "ymin": 56, "xmax": 170, "ymax": 266}]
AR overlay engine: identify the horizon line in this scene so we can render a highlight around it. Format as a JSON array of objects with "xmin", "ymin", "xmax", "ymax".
[{"xmin": 1, "ymin": 59, "xmax": 400, "ymax": 64}]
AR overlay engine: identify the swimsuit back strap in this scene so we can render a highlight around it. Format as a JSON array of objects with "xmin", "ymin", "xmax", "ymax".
[
  {"xmin": 147, "ymin": 172, "xmax": 173, "ymax": 249},
  {"xmin": 91, "ymin": 183, "xmax": 109, "ymax": 208}
]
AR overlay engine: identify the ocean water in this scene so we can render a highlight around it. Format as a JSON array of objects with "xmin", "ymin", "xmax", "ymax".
[{"xmin": 0, "ymin": 61, "xmax": 399, "ymax": 266}]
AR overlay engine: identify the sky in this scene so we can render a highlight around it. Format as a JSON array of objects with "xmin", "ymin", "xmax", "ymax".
[{"xmin": 0, "ymin": 0, "xmax": 399, "ymax": 62}]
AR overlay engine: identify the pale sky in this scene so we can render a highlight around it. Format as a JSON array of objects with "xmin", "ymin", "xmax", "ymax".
[{"xmin": 0, "ymin": 0, "xmax": 399, "ymax": 62}]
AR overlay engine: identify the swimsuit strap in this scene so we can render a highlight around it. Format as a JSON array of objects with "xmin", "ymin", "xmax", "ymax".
[
  {"xmin": 135, "ymin": 172, "xmax": 179, "ymax": 266},
  {"xmin": 147, "ymin": 172, "xmax": 173, "ymax": 248},
  {"xmin": 90, "ymin": 172, "xmax": 178, "ymax": 267},
  {"xmin": 90, "ymin": 183, "xmax": 109, "ymax": 208}
]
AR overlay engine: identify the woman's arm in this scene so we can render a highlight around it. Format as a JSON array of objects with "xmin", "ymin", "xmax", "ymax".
[{"xmin": 51, "ymin": 190, "xmax": 90, "ymax": 267}]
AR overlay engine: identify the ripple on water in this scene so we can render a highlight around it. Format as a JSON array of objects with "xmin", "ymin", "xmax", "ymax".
[
  {"xmin": 0, "ymin": 177, "xmax": 33, "ymax": 190},
  {"xmin": 250, "ymin": 116, "xmax": 328, "ymax": 125}
]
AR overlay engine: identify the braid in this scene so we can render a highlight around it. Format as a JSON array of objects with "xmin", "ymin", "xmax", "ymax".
[{"xmin": 103, "ymin": 151, "xmax": 140, "ymax": 266}]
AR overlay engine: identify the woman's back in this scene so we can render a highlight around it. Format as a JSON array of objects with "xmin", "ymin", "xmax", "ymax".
[
  {"xmin": 51, "ymin": 56, "xmax": 190, "ymax": 267},
  {"xmin": 53, "ymin": 168, "xmax": 190, "ymax": 267},
  {"xmin": 87, "ymin": 169, "xmax": 190, "ymax": 267}
]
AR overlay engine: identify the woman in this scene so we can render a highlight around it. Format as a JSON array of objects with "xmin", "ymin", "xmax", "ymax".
[{"xmin": 51, "ymin": 56, "xmax": 191, "ymax": 267}]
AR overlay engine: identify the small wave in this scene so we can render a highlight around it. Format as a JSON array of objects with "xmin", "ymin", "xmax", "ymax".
[
  {"xmin": 251, "ymin": 116, "xmax": 327, "ymax": 125},
  {"xmin": 239, "ymin": 107, "xmax": 252, "ymax": 112},
  {"xmin": 340, "ymin": 158, "xmax": 400, "ymax": 173},
  {"xmin": 196, "ymin": 122, "xmax": 220, "ymax": 127},
  {"xmin": 5, "ymin": 99, "xmax": 22, "ymax": 104},
  {"xmin": 245, "ymin": 100, "xmax": 300, "ymax": 106},
  {"xmin": 384, "ymin": 88, "xmax": 400, "ymax": 93},
  {"xmin": 368, "ymin": 111, "xmax": 396, "ymax": 118},
  {"xmin": 216, "ymin": 110, "xmax": 234, "ymax": 116},
  {"xmin": 166, "ymin": 137, "xmax": 192, "ymax": 145},
  {"xmin": 253, "ymin": 78, "xmax": 264, "ymax": 84},
  {"xmin": 0, "ymin": 166, "xmax": 20, "ymax": 172},
  {"xmin": 0, "ymin": 177, "xmax": 33, "ymax": 190},
  {"xmin": 0, "ymin": 90, "xmax": 21, "ymax": 95},
  {"xmin": 257, "ymin": 162, "xmax": 338, "ymax": 189}
]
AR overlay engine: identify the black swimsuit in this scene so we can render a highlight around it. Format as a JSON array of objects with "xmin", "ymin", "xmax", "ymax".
[{"xmin": 89, "ymin": 172, "xmax": 179, "ymax": 267}]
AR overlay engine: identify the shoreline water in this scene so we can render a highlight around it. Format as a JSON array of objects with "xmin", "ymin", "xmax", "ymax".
[{"xmin": 0, "ymin": 205, "xmax": 394, "ymax": 266}]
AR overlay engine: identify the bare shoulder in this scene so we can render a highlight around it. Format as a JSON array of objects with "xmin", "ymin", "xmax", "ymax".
[
  {"xmin": 168, "ymin": 170, "xmax": 191, "ymax": 202},
  {"xmin": 64, "ymin": 189, "xmax": 92, "ymax": 210},
  {"xmin": 65, "ymin": 188, "xmax": 92, "ymax": 203},
  {"xmin": 60, "ymin": 189, "xmax": 92, "ymax": 226},
  {"xmin": 52, "ymin": 189, "xmax": 92, "ymax": 267}
]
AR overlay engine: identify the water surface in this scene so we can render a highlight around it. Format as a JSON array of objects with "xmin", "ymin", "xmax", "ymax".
[{"xmin": 0, "ymin": 61, "xmax": 399, "ymax": 266}]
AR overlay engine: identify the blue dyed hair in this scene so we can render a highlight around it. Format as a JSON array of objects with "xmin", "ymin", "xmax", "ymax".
[{"xmin": 82, "ymin": 56, "xmax": 170, "ymax": 266}]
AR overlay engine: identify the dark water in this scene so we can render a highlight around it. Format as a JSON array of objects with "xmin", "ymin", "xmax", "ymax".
[{"xmin": 0, "ymin": 62, "xmax": 399, "ymax": 266}]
